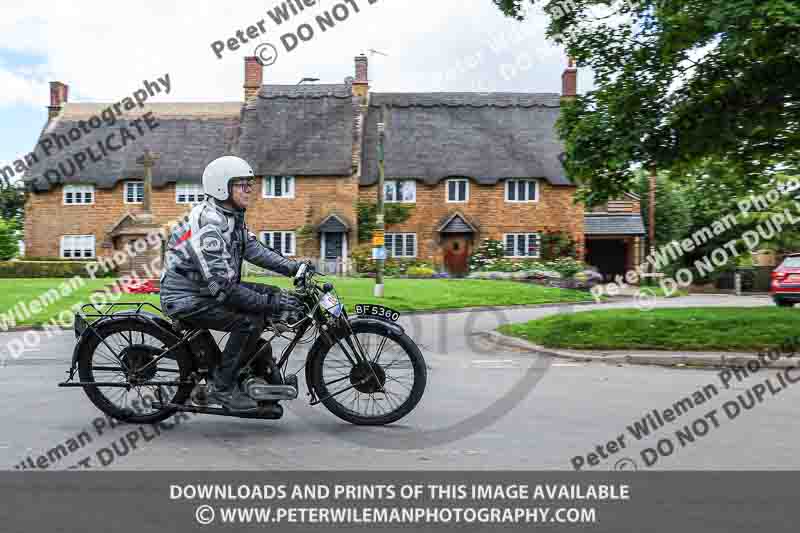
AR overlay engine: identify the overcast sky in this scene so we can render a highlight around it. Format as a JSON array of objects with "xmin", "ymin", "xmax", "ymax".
[{"xmin": 0, "ymin": 0, "xmax": 593, "ymax": 171}]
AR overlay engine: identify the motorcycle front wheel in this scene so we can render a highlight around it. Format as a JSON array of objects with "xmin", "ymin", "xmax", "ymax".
[{"xmin": 308, "ymin": 321, "xmax": 427, "ymax": 426}]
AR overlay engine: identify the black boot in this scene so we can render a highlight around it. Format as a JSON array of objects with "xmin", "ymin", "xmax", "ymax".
[{"xmin": 207, "ymin": 382, "xmax": 259, "ymax": 412}]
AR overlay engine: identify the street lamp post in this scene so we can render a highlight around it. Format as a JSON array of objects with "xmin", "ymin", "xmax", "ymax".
[
  {"xmin": 648, "ymin": 165, "xmax": 657, "ymax": 286},
  {"xmin": 374, "ymin": 110, "xmax": 387, "ymax": 298}
]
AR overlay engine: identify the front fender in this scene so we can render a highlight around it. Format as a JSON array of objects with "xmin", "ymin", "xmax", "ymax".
[{"xmin": 348, "ymin": 316, "xmax": 405, "ymax": 336}]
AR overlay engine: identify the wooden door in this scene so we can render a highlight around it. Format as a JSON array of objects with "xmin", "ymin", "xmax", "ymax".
[{"xmin": 443, "ymin": 234, "xmax": 472, "ymax": 276}]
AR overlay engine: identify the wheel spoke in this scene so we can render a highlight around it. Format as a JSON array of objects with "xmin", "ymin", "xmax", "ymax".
[{"xmin": 371, "ymin": 336, "xmax": 388, "ymax": 364}]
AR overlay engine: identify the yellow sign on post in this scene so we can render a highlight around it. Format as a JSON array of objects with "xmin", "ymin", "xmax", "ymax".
[{"xmin": 372, "ymin": 230, "xmax": 385, "ymax": 246}]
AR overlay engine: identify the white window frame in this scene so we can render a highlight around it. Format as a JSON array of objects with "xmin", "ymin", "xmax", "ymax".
[
  {"xmin": 60, "ymin": 235, "xmax": 95, "ymax": 259},
  {"xmin": 175, "ymin": 183, "xmax": 205, "ymax": 204},
  {"xmin": 63, "ymin": 184, "xmax": 95, "ymax": 205},
  {"xmin": 259, "ymin": 230, "xmax": 296, "ymax": 257},
  {"xmin": 446, "ymin": 179, "xmax": 469, "ymax": 203},
  {"xmin": 503, "ymin": 233, "xmax": 541, "ymax": 258},
  {"xmin": 384, "ymin": 180, "xmax": 416, "ymax": 203},
  {"xmin": 124, "ymin": 181, "xmax": 144, "ymax": 204},
  {"xmin": 385, "ymin": 233, "xmax": 417, "ymax": 258},
  {"xmin": 262, "ymin": 176, "xmax": 296, "ymax": 199},
  {"xmin": 505, "ymin": 179, "xmax": 539, "ymax": 203}
]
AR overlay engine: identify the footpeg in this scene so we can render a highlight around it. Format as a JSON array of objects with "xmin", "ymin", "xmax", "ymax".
[{"xmin": 244, "ymin": 378, "xmax": 298, "ymax": 401}]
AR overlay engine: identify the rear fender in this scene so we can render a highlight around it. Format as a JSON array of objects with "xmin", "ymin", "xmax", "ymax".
[{"xmin": 71, "ymin": 311, "xmax": 181, "ymax": 368}]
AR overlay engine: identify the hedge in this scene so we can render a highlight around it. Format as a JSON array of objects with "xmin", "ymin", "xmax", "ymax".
[{"xmin": 0, "ymin": 260, "xmax": 115, "ymax": 278}]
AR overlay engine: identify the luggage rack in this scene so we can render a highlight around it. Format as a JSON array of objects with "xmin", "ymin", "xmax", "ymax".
[
  {"xmin": 77, "ymin": 301, "xmax": 164, "ymax": 320},
  {"xmin": 74, "ymin": 302, "xmax": 165, "ymax": 335},
  {"xmin": 61, "ymin": 301, "xmax": 182, "ymax": 387}
]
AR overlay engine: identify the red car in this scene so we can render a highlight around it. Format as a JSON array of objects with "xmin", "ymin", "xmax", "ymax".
[{"xmin": 771, "ymin": 253, "xmax": 800, "ymax": 307}]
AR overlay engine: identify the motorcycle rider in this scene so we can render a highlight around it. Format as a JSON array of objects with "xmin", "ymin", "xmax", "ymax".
[{"xmin": 160, "ymin": 155, "xmax": 306, "ymax": 413}]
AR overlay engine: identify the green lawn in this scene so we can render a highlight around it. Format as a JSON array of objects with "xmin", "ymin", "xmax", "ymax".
[
  {"xmin": 499, "ymin": 307, "xmax": 800, "ymax": 351},
  {"xmin": 0, "ymin": 278, "xmax": 117, "ymax": 329},
  {"xmin": 0, "ymin": 277, "xmax": 594, "ymax": 328}
]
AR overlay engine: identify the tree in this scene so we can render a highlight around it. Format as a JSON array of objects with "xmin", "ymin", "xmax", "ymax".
[
  {"xmin": 492, "ymin": 0, "xmax": 800, "ymax": 203},
  {"xmin": 356, "ymin": 201, "xmax": 414, "ymax": 243},
  {"xmin": 0, "ymin": 178, "xmax": 24, "ymax": 228},
  {"xmin": 0, "ymin": 218, "xmax": 18, "ymax": 261},
  {"xmin": 657, "ymin": 162, "xmax": 800, "ymax": 276}
]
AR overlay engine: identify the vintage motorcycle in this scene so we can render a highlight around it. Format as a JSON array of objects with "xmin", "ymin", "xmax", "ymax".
[{"xmin": 59, "ymin": 262, "xmax": 427, "ymax": 425}]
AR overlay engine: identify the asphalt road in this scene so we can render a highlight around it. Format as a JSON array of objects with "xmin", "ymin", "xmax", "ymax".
[{"xmin": 2, "ymin": 293, "xmax": 797, "ymax": 471}]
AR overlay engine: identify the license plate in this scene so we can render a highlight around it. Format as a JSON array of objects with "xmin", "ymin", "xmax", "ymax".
[{"xmin": 354, "ymin": 304, "xmax": 400, "ymax": 322}]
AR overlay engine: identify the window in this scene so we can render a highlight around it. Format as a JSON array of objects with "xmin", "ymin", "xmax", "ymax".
[
  {"xmin": 782, "ymin": 257, "xmax": 800, "ymax": 268},
  {"xmin": 63, "ymin": 185, "xmax": 94, "ymax": 205},
  {"xmin": 60, "ymin": 235, "xmax": 95, "ymax": 259},
  {"xmin": 124, "ymin": 181, "xmax": 144, "ymax": 204},
  {"xmin": 385, "ymin": 233, "xmax": 417, "ymax": 258},
  {"xmin": 176, "ymin": 183, "xmax": 204, "ymax": 204},
  {"xmin": 504, "ymin": 233, "xmax": 541, "ymax": 258},
  {"xmin": 384, "ymin": 180, "xmax": 416, "ymax": 203},
  {"xmin": 505, "ymin": 179, "xmax": 538, "ymax": 202},
  {"xmin": 446, "ymin": 179, "xmax": 469, "ymax": 202},
  {"xmin": 262, "ymin": 176, "xmax": 295, "ymax": 198},
  {"xmin": 260, "ymin": 231, "xmax": 296, "ymax": 256}
]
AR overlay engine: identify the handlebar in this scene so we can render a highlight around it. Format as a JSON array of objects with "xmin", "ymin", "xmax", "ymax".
[{"xmin": 295, "ymin": 261, "xmax": 308, "ymax": 280}]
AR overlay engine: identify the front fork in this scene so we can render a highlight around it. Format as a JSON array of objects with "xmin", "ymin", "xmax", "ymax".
[{"xmin": 318, "ymin": 313, "xmax": 386, "ymax": 396}]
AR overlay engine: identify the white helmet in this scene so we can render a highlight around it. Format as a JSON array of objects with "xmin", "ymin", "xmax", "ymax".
[{"xmin": 202, "ymin": 156, "xmax": 255, "ymax": 201}]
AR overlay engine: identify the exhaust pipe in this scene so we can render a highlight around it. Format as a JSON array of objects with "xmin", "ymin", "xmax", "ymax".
[{"xmin": 243, "ymin": 378, "xmax": 298, "ymax": 401}]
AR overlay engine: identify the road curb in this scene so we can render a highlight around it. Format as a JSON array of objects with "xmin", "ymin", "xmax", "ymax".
[
  {"xmin": 1, "ymin": 325, "xmax": 73, "ymax": 333},
  {"xmin": 479, "ymin": 331, "xmax": 800, "ymax": 369},
  {"xmin": 399, "ymin": 298, "xmax": 617, "ymax": 316}
]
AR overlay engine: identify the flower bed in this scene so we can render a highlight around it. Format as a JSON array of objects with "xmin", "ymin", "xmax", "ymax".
[{"xmin": 467, "ymin": 239, "xmax": 600, "ymax": 289}]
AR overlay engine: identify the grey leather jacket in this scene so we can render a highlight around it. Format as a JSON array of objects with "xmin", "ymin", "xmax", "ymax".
[{"xmin": 159, "ymin": 198, "xmax": 298, "ymax": 318}]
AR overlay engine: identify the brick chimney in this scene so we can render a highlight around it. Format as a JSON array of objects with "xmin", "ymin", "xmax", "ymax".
[
  {"xmin": 48, "ymin": 81, "xmax": 69, "ymax": 119},
  {"xmin": 352, "ymin": 54, "xmax": 369, "ymax": 98},
  {"xmin": 561, "ymin": 56, "xmax": 577, "ymax": 99},
  {"xmin": 244, "ymin": 56, "xmax": 263, "ymax": 101}
]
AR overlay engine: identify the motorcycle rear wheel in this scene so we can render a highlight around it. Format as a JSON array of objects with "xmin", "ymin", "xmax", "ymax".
[{"xmin": 77, "ymin": 318, "xmax": 193, "ymax": 424}]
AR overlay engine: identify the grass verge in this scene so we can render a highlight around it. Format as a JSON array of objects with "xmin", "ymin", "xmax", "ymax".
[{"xmin": 498, "ymin": 307, "xmax": 800, "ymax": 351}]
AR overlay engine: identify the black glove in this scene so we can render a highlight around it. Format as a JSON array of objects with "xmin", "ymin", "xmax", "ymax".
[{"xmin": 273, "ymin": 290, "xmax": 305, "ymax": 321}]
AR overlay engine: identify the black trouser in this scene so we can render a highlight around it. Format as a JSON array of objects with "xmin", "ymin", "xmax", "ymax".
[{"xmin": 179, "ymin": 282, "xmax": 280, "ymax": 391}]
